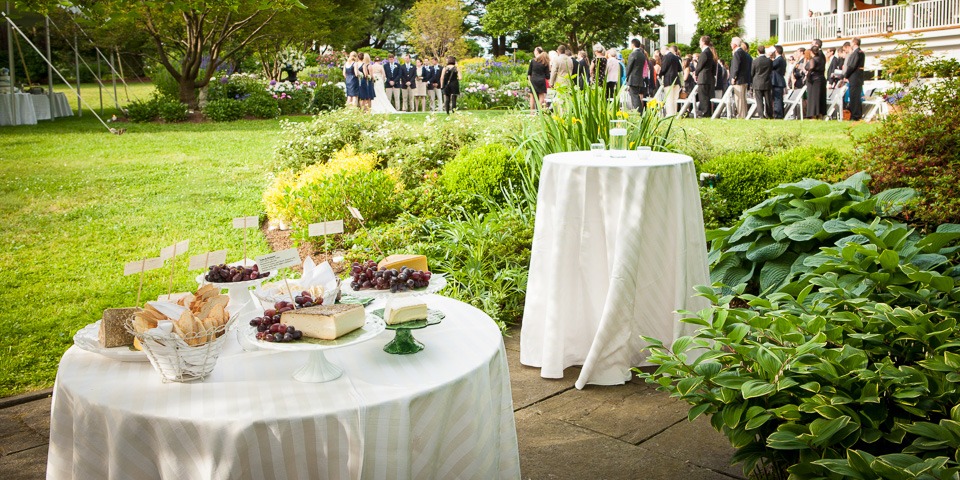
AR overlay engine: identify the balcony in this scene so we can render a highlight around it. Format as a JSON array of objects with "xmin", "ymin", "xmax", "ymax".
[{"xmin": 783, "ymin": 0, "xmax": 960, "ymax": 44}]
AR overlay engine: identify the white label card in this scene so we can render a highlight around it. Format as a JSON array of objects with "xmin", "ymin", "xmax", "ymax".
[
  {"xmin": 124, "ymin": 257, "xmax": 164, "ymax": 276},
  {"xmin": 159, "ymin": 240, "xmax": 190, "ymax": 261},
  {"xmin": 188, "ymin": 249, "xmax": 228, "ymax": 270},
  {"xmin": 347, "ymin": 206, "xmax": 364, "ymax": 222},
  {"xmin": 232, "ymin": 216, "xmax": 260, "ymax": 229},
  {"xmin": 308, "ymin": 220, "xmax": 344, "ymax": 236},
  {"xmin": 255, "ymin": 248, "xmax": 301, "ymax": 272}
]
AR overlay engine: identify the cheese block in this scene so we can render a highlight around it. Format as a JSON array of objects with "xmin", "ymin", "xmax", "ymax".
[
  {"xmin": 378, "ymin": 254, "xmax": 428, "ymax": 272},
  {"xmin": 98, "ymin": 307, "xmax": 141, "ymax": 348},
  {"xmin": 384, "ymin": 298, "xmax": 428, "ymax": 325},
  {"xmin": 281, "ymin": 304, "xmax": 365, "ymax": 340}
]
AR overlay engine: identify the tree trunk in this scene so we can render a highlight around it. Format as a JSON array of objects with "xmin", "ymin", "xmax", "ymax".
[{"xmin": 179, "ymin": 78, "xmax": 198, "ymax": 109}]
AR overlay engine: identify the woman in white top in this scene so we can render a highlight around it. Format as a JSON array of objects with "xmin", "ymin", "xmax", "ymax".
[
  {"xmin": 413, "ymin": 58, "xmax": 428, "ymax": 112},
  {"xmin": 370, "ymin": 59, "xmax": 398, "ymax": 114},
  {"xmin": 605, "ymin": 49, "xmax": 621, "ymax": 99}
]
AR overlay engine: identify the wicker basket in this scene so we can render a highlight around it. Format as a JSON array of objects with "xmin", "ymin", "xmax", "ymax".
[{"xmin": 125, "ymin": 318, "xmax": 232, "ymax": 383}]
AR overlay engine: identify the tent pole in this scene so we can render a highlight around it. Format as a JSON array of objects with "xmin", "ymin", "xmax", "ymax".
[
  {"xmin": 96, "ymin": 47, "xmax": 102, "ymax": 115},
  {"xmin": 111, "ymin": 50, "xmax": 118, "ymax": 109},
  {"xmin": 46, "ymin": 16, "xmax": 54, "ymax": 120},
  {"xmin": 6, "ymin": 1, "xmax": 17, "ymax": 124},
  {"xmin": 75, "ymin": 32, "xmax": 81, "ymax": 117}
]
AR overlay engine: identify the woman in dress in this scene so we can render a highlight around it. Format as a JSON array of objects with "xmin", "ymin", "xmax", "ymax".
[
  {"xmin": 414, "ymin": 58, "xmax": 428, "ymax": 112},
  {"xmin": 343, "ymin": 51, "xmax": 359, "ymax": 107},
  {"xmin": 355, "ymin": 53, "xmax": 374, "ymax": 112},
  {"xmin": 682, "ymin": 55, "xmax": 696, "ymax": 99},
  {"xmin": 591, "ymin": 44, "xmax": 606, "ymax": 86},
  {"xmin": 804, "ymin": 46, "xmax": 826, "ymax": 119},
  {"xmin": 527, "ymin": 47, "xmax": 549, "ymax": 114},
  {"xmin": 370, "ymin": 58, "xmax": 398, "ymax": 114},
  {"xmin": 605, "ymin": 49, "xmax": 621, "ymax": 99},
  {"xmin": 573, "ymin": 51, "xmax": 589, "ymax": 89},
  {"xmin": 439, "ymin": 56, "xmax": 460, "ymax": 114}
]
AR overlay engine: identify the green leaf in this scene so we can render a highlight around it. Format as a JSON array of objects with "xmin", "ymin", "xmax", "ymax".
[
  {"xmin": 812, "ymin": 459, "xmax": 867, "ymax": 479},
  {"xmin": 745, "ymin": 413, "xmax": 773, "ymax": 430},
  {"xmin": 741, "ymin": 380, "xmax": 777, "ymax": 399},
  {"xmin": 767, "ymin": 430, "xmax": 808, "ymax": 450},
  {"xmin": 676, "ymin": 376, "xmax": 704, "ymax": 396},
  {"xmin": 784, "ymin": 218, "xmax": 824, "ymax": 242},
  {"xmin": 878, "ymin": 249, "xmax": 900, "ymax": 271},
  {"xmin": 687, "ymin": 403, "xmax": 712, "ymax": 422},
  {"xmin": 831, "ymin": 171, "xmax": 871, "ymax": 196},
  {"xmin": 873, "ymin": 187, "xmax": 917, "ymax": 215},
  {"xmin": 746, "ymin": 238, "xmax": 789, "ymax": 263},
  {"xmin": 722, "ymin": 402, "xmax": 747, "ymax": 429},
  {"xmin": 759, "ymin": 254, "xmax": 796, "ymax": 293},
  {"xmin": 808, "ymin": 416, "xmax": 852, "ymax": 446}
]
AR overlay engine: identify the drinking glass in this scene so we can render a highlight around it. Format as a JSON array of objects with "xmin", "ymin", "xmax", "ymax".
[
  {"xmin": 590, "ymin": 141, "xmax": 605, "ymax": 157},
  {"xmin": 609, "ymin": 120, "xmax": 628, "ymax": 157},
  {"xmin": 636, "ymin": 145, "xmax": 651, "ymax": 160}
]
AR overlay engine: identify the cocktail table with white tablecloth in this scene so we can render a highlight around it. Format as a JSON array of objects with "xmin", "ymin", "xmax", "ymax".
[
  {"xmin": 29, "ymin": 93, "xmax": 73, "ymax": 120},
  {"xmin": 520, "ymin": 150, "xmax": 711, "ymax": 389},
  {"xmin": 0, "ymin": 93, "xmax": 38, "ymax": 126},
  {"xmin": 47, "ymin": 294, "xmax": 520, "ymax": 479}
]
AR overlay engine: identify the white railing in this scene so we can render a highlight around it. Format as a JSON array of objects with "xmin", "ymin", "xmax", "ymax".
[{"xmin": 783, "ymin": 0, "xmax": 960, "ymax": 43}]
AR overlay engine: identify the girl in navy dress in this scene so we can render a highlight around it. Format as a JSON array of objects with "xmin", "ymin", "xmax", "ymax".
[
  {"xmin": 356, "ymin": 53, "xmax": 375, "ymax": 112},
  {"xmin": 343, "ymin": 51, "xmax": 359, "ymax": 107}
]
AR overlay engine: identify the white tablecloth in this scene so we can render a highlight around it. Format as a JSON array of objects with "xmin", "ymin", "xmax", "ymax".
[
  {"xmin": 47, "ymin": 295, "xmax": 520, "ymax": 479},
  {"xmin": 0, "ymin": 93, "xmax": 38, "ymax": 126},
  {"xmin": 520, "ymin": 150, "xmax": 710, "ymax": 389},
  {"xmin": 29, "ymin": 93, "xmax": 73, "ymax": 120}
]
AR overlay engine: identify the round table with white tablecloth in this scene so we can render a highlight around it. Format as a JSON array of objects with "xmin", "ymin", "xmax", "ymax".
[
  {"xmin": 29, "ymin": 93, "xmax": 73, "ymax": 120},
  {"xmin": 0, "ymin": 93, "xmax": 38, "ymax": 126},
  {"xmin": 520, "ymin": 150, "xmax": 711, "ymax": 389},
  {"xmin": 47, "ymin": 294, "xmax": 520, "ymax": 480}
]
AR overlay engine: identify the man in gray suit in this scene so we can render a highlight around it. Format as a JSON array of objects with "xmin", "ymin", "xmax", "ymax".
[
  {"xmin": 729, "ymin": 37, "xmax": 752, "ymax": 118},
  {"xmin": 625, "ymin": 38, "xmax": 647, "ymax": 112},
  {"xmin": 752, "ymin": 45, "xmax": 773, "ymax": 119}
]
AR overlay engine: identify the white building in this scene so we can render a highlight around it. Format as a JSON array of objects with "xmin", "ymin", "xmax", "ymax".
[{"xmin": 656, "ymin": 0, "xmax": 960, "ymax": 69}]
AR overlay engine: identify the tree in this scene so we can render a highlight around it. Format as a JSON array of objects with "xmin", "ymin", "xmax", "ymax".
[
  {"xmin": 58, "ymin": 1, "xmax": 302, "ymax": 108},
  {"xmin": 691, "ymin": 0, "xmax": 746, "ymax": 62},
  {"xmin": 405, "ymin": 0, "xmax": 467, "ymax": 59},
  {"xmin": 354, "ymin": 0, "xmax": 416, "ymax": 51},
  {"xmin": 483, "ymin": 0, "xmax": 662, "ymax": 53}
]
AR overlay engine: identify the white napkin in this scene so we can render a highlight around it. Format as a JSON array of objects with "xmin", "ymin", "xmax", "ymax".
[{"xmin": 146, "ymin": 301, "xmax": 189, "ymax": 320}]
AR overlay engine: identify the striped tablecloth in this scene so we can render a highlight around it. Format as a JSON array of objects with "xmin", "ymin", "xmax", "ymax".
[
  {"xmin": 520, "ymin": 150, "xmax": 711, "ymax": 389},
  {"xmin": 47, "ymin": 295, "xmax": 520, "ymax": 479}
]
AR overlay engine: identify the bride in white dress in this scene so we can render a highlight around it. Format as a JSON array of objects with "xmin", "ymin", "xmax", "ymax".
[{"xmin": 370, "ymin": 61, "xmax": 398, "ymax": 114}]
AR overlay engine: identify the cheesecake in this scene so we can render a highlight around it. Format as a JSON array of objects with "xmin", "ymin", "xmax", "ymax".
[{"xmin": 281, "ymin": 304, "xmax": 365, "ymax": 340}]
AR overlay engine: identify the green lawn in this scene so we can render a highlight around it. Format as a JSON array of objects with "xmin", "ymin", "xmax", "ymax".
[{"xmin": 0, "ymin": 108, "xmax": 877, "ymax": 397}]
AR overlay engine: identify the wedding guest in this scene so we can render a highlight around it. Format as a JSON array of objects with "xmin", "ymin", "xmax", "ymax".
[
  {"xmin": 384, "ymin": 53, "xmax": 401, "ymax": 110},
  {"xmin": 400, "ymin": 54, "xmax": 417, "ymax": 112},
  {"xmin": 695, "ymin": 35, "xmax": 716, "ymax": 117},
  {"xmin": 625, "ymin": 39, "xmax": 647, "ymax": 112},
  {"xmin": 730, "ymin": 36, "xmax": 752, "ymax": 119},
  {"xmin": 828, "ymin": 44, "xmax": 846, "ymax": 88},
  {"xmin": 573, "ymin": 51, "xmax": 590, "ymax": 89},
  {"xmin": 605, "ymin": 48, "xmax": 621, "ymax": 99},
  {"xmin": 804, "ymin": 45, "xmax": 825, "ymax": 119},
  {"xmin": 771, "ymin": 45, "xmax": 787, "ymax": 118},
  {"xmin": 411, "ymin": 58, "xmax": 428, "ymax": 112},
  {"xmin": 716, "ymin": 57, "xmax": 729, "ymax": 98},
  {"xmin": 646, "ymin": 47, "xmax": 659, "ymax": 98},
  {"xmin": 429, "ymin": 57, "xmax": 443, "ymax": 112},
  {"xmin": 591, "ymin": 43, "xmax": 607, "ymax": 85},
  {"xmin": 843, "ymin": 37, "xmax": 865, "ymax": 120},
  {"xmin": 682, "ymin": 55, "xmax": 696, "ymax": 99},
  {"xmin": 355, "ymin": 53, "xmax": 374, "ymax": 112},
  {"xmin": 660, "ymin": 45, "xmax": 682, "ymax": 116},
  {"xmin": 527, "ymin": 47, "xmax": 549, "ymax": 113},
  {"xmin": 423, "ymin": 58, "xmax": 435, "ymax": 112},
  {"xmin": 439, "ymin": 56, "xmax": 460, "ymax": 114},
  {"xmin": 550, "ymin": 45, "xmax": 574, "ymax": 89},
  {"xmin": 752, "ymin": 45, "xmax": 773, "ymax": 119},
  {"xmin": 343, "ymin": 51, "xmax": 359, "ymax": 108},
  {"xmin": 792, "ymin": 47, "xmax": 806, "ymax": 89}
]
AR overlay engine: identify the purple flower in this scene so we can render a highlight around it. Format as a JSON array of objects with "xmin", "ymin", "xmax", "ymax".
[
  {"xmin": 269, "ymin": 80, "xmax": 277, "ymax": 86},
  {"xmin": 220, "ymin": 76, "xmax": 229, "ymax": 84}
]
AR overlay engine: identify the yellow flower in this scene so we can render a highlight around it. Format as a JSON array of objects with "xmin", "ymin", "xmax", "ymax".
[
  {"xmin": 647, "ymin": 99, "xmax": 662, "ymax": 109},
  {"xmin": 629, "ymin": 141, "xmax": 635, "ymax": 149},
  {"xmin": 571, "ymin": 117, "xmax": 582, "ymax": 125},
  {"xmin": 616, "ymin": 111, "xmax": 629, "ymax": 119}
]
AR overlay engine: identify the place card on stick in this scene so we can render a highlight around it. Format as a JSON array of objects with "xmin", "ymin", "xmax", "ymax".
[
  {"xmin": 123, "ymin": 257, "xmax": 164, "ymax": 306},
  {"xmin": 159, "ymin": 240, "xmax": 190, "ymax": 297},
  {"xmin": 256, "ymin": 248, "xmax": 302, "ymax": 304},
  {"xmin": 308, "ymin": 220, "xmax": 344, "ymax": 264},
  {"xmin": 188, "ymin": 249, "xmax": 228, "ymax": 270},
  {"xmin": 345, "ymin": 204, "xmax": 383, "ymax": 257},
  {"xmin": 233, "ymin": 216, "xmax": 260, "ymax": 265}
]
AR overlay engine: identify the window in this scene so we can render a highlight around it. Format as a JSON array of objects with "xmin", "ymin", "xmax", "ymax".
[
  {"xmin": 770, "ymin": 17, "xmax": 778, "ymax": 37},
  {"xmin": 667, "ymin": 24, "xmax": 677, "ymax": 44}
]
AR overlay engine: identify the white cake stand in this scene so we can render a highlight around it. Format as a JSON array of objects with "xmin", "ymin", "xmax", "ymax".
[
  {"xmin": 195, "ymin": 259, "xmax": 270, "ymax": 319},
  {"xmin": 243, "ymin": 314, "xmax": 385, "ymax": 382}
]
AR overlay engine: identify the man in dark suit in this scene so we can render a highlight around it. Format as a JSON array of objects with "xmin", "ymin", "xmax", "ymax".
[
  {"xmin": 659, "ymin": 45, "xmax": 683, "ymax": 116},
  {"xmin": 771, "ymin": 45, "xmax": 787, "ymax": 119},
  {"xmin": 399, "ymin": 54, "xmax": 417, "ymax": 111},
  {"xmin": 695, "ymin": 35, "xmax": 716, "ymax": 117},
  {"xmin": 384, "ymin": 53, "xmax": 401, "ymax": 110},
  {"xmin": 428, "ymin": 57, "xmax": 442, "ymax": 112},
  {"xmin": 729, "ymin": 37, "xmax": 752, "ymax": 118},
  {"xmin": 625, "ymin": 38, "xmax": 646, "ymax": 112},
  {"xmin": 843, "ymin": 37, "xmax": 866, "ymax": 120},
  {"xmin": 752, "ymin": 45, "xmax": 773, "ymax": 119}
]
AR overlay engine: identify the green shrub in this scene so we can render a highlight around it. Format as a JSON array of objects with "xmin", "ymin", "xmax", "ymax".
[
  {"xmin": 400, "ymin": 171, "xmax": 458, "ymax": 219},
  {"xmin": 639, "ymin": 219, "xmax": 960, "ymax": 479},
  {"xmin": 156, "ymin": 96, "xmax": 188, "ymax": 122},
  {"xmin": 700, "ymin": 187, "xmax": 728, "ymax": 231},
  {"xmin": 310, "ymin": 83, "xmax": 346, "ymax": 112},
  {"xmin": 273, "ymin": 109, "xmax": 384, "ymax": 171},
  {"xmin": 207, "ymin": 73, "xmax": 264, "ymax": 102},
  {"xmin": 147, "ymin": 64, "xmax": 180, "ymax": 100},
  {"xmin": 441, "ymin": 143, "xmax": 522, "ymax": 211},
  {"xmin": 278, "ymin": 88, "xmax": 313, "ymax": 116},
  {"xmin": 244, "ymin": 90, "xmax": 280, "ymax": 119},
  {"xmin": 770, "ymin": 146, "xmax": 846, "ymax": 183},
  {"xmin": 708, "ymin": 172, "xmax": 916, "ymax": 294},
  {"xmin": 204, "ymin": 99, "xmax": 246, "ymax": 122},
  {"xmin": 125, "ymin": 96, "xmax": 160, "ymax": 123}
]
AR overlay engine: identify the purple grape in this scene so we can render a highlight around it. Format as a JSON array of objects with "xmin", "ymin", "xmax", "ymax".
[
  {"xmin": 293, "ymin": 331, "xmax": 303, "ymax": 340},
  {"xmin": 283, "ymin": 333, "xmax": 294, "ymax": 342},
  {"xmin": 274, "ymin": 333, "xmax": 284, "ymax": 342}
]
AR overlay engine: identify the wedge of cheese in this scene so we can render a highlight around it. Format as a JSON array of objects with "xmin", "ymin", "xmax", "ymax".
[
  {"xmin": 281, "ymin": 304, "xmax": 365, "ymax": 340},
  {"xmin": 384, "ymin": 298, "xmax": 428, "ymax": 325},
  {"xmin": 99, "ymin": 307, "xmax": 141, "ymax": 348},
  {"xmin": 378, "ymin": 254, "xmax": 428, "ymax": 272}
]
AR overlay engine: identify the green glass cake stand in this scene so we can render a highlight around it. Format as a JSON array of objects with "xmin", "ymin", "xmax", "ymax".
[{"xmin": 371, "ymin": 308, "xmax": 444, "ymax": 354}]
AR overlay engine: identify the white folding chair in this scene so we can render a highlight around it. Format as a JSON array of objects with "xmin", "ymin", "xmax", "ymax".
[
  {"xmin": 677, "ymin": 85, "xmax": 698, "ymax": 118},
  {"xmin": 825, "ymin": 85, "xmax": 848, "ymax": 120},
  {"xmin": 783, "ymin": 86, "xmax": 806, "ymax": 120},
  {"xmin": 862, "ymin": 87, "xmax": 884, "ymax": 122},
  {"xmin": 711, "ymin": 86, "xmax": 735, "ymax": 119}
]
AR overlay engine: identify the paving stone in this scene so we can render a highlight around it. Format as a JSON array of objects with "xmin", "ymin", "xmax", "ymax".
[
  {"xmin": 528, "ymin": 379, "xmax": 690, "ymax": 444},
  {"xmin": 642, "ymin": 415, "xmax": 745, "ymax": 479},
  {"xmin": 4, "ymin": 398, "xmax": 51, "ymax": 440},
  {"xmin": 0, "ymin": 444, "xmax": 47, "ymax": 480},
  {"xmin": 516, "ymin": 409, "xmax": 736, "ymax": 480},
  {"xmin": 0, "ymin": 426, "xmax": 47, "ymax": 457},
  {"xmin": 505, "ymin": 342, "xmax": 581, "ymax": 411}
]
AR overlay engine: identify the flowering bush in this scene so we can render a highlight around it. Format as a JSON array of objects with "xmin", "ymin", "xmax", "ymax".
[
  {"xmin": 208, "ymin": 72, "xmax": 264, "ymax": 102},
  {"xmin": 460, "ymin": 81, "xmax": 526, "ymax": 110},
  {"xmin": 460, "ymin": 58, "xmax": 527, "ymax": 88},
  {"xmin": 268, "ymin": 80, "xmax": 316, "ymax": 115},
  {"xmin": 278, "ymin": 48, "xmax": 306, "ymax": 72}
]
